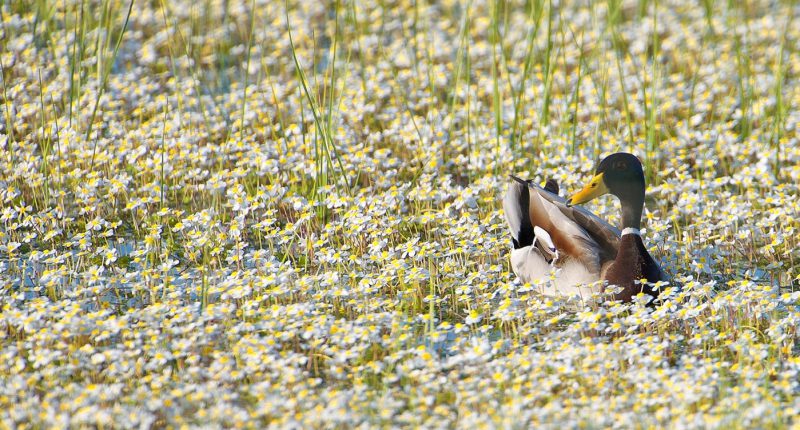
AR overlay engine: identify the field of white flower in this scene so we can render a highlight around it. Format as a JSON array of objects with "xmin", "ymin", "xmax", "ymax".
[{"xmin": 1, "ymin": 0, "xmax": 799, "ymax": 428}]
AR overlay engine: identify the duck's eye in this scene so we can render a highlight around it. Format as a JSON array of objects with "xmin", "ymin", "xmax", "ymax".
[{"xmin": 590, "ymin": 182, "xmax": 597, "ymax": 188}]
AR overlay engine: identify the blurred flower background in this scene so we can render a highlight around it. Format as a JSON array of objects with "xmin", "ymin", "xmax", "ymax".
[{"xmin": 1, "ymin": 0, "xmax": 799, "ymax": 427}]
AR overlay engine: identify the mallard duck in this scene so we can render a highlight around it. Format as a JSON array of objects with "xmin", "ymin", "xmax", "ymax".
[{"xmin": 503, "ymin": 152, "xmax": 664, "ymax": 302}]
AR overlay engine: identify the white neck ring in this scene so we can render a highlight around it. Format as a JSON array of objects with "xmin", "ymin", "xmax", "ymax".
[{"xmin": 621, "ymin": 227, "xmax": 641, "ymax": 236}]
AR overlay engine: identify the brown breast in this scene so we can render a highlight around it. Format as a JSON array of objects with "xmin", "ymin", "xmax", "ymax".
[{"xmin": 602, "ymin": 234, "xmax": 663, "ymax": 302}]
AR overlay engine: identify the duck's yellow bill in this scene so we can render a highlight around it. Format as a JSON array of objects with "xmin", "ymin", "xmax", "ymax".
[{"xmin": 568, "ymin": 173, "xmax": 608, "ymax": 206}]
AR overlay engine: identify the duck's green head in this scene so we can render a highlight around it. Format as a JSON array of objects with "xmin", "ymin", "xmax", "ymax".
[{"xmin": 567, "ymin": 152, "xmax": 644, "ymax": 207}]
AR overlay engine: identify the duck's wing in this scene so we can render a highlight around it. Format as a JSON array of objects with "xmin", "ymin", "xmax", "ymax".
[
  {"xmin": 528, "ymin": 182, "xmax": 621, "ymax": 264},
  {"xmin": 504, "ymin": 175, "xmax": 621, "ymax": 274},
  {"xmin": 519, "ymin": 179, "xmax": 604, "ymax": 274},
  {"xmin": 505, "ymin": 176, "xmax": 611, "ymax": 294},
  {"xmin": 503, "ymin": 178, "xmax": 535, "ymax": 249}
]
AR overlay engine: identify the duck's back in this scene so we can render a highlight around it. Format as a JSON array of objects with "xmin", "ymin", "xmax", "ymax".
[{"xmin": 504, "ymin": 179, "xmax": 622, "ymax": 297}]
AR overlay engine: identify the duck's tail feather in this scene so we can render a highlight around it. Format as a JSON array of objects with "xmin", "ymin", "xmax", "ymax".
[
  {"xmin": 543, "ymin": 178, "xmax": 559, "ymax": 194},
  {"xmin": 503, "ymin": 178, "xmax": 535, "ymax": 249}
]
